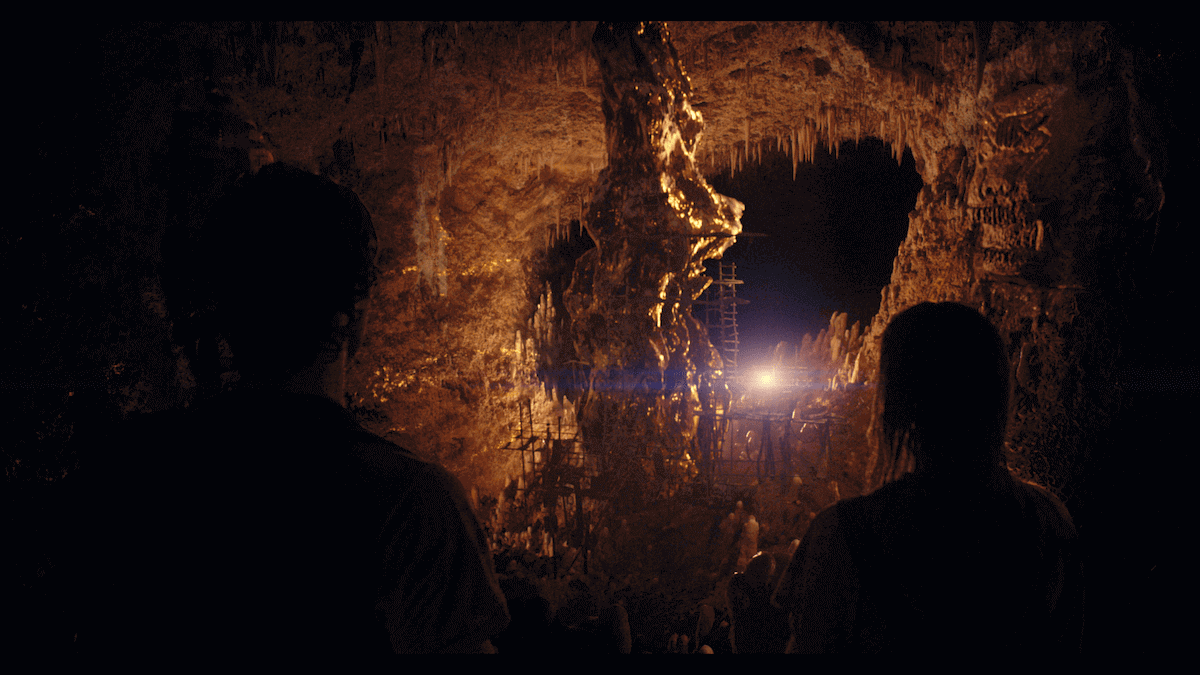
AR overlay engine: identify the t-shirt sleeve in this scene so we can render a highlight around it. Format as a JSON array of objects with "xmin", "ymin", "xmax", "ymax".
[
  {"xmin": 375, "ymin": 464, "xmax": 510, "ymax": 653},
  {"xmin": 1017, "ymin": 481, "xmax": 1085, "ymax": 653},
  {"xmin": 771, "ymin": 505, "xmax": 859, "ymax": 653}
]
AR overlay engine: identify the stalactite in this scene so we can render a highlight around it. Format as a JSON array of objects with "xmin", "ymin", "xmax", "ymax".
[
  {"xmin": 892, "ymin": 119, "xmax": 899, "ymax": 164},
  {"xmin": 826, "ymin": 106, "xmax": 834, "ymax": 156},
  {"xmin": 832, "ymin": 109, "xmax": 840, "ymax": 159},
  {"xmin": 800, "ymin": 123, "xmax": 807, "ymax": 163},
  {"xmin": 743, "ymin": 118, "xmax": 750, "ymax": 164},
  {"xmin": 790, "ymin": 127, "xmax": 797, "ymax": 180}
]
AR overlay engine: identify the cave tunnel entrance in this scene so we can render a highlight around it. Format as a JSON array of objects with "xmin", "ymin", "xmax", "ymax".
[{"xmin": 706, "ymin": 137, "xmax": 923, "ymax": 371}]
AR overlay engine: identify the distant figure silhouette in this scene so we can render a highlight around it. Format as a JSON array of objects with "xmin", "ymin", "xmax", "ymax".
[
  {"xmin": 772, "ymin": 302, "xmax": 1084, "ymax": 654},
  {"xmin": 73, "ymin": 163, "xmax": 508, "ymax": 661}
]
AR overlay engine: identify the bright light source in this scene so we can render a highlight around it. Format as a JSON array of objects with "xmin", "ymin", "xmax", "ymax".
[{"xmin": 757, "ymin": 371, "xmax": 776, "ymax": 388}]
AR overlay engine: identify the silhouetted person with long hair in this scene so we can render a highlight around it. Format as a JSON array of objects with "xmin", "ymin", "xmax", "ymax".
[
  {"xmin": 773, "ymin": 302, "xmax": 1084, "ymax": 654},
  {"xmin": 72, "ymin": 163, "xmax": 508, "ymax": 662}
]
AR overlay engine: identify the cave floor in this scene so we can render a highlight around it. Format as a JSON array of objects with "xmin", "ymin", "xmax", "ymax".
[{"xmin": 493, "ymin": 391, "xmax": 870, "ymax": 653}]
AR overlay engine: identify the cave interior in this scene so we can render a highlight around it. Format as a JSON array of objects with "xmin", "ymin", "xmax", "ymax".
[{"xmin": 8, "ymin": 21, "xmax": 1194, "ymax": 654}]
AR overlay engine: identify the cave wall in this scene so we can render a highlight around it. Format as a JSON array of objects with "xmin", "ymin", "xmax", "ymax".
[
  {"xmin": 659, "ymin": 21, "xmax": 1166, "ymax": 499},
  {"xmin": 9, "ymin": 22, "xmax": 1172, "ymax": 509}
]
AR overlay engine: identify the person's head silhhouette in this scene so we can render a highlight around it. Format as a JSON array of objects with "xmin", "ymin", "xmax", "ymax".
[
  {"xmin": 774, "ymin": 301, "xmax": 1084, "ymax": 654},
  {"xmin": 163, "ymin": 163, "xmax": 379, "ymax": 401},
  {"xmin": 90, "ymin": 164, "xmax": 512, "ymax": 657},
  {"xmin": 872, "ymin": 301, "xmax": 1010, "ymax": 486}
]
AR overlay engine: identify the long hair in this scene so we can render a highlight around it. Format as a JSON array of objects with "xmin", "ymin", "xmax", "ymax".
[
  {"xmin": 870, "ymin": 302, "xmax": 1010, "ymax": 488},
  {"xmin": 162, "ymin": 163, "xmax": 379, "ymax": 392}
]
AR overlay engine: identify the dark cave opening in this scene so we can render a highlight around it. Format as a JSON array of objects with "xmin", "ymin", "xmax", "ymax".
[{"xmin": 706, "ymin": 137, "xmax": 922, "ymax": 368}]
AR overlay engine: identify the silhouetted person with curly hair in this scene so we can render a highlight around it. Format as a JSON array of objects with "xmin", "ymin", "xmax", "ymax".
[
  {"xmin": 71, "ymin": 163, "xmax": 509, "ymax": 662},
  {"xmin": 773, "ymin": 302, "xmax": 1084, "ymax": 654}
]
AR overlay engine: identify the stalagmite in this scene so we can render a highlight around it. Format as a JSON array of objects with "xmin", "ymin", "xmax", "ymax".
[
  {"xmin": 721, "ymin": 511, "xmax": 737, "ymax": 539},
  {"xmin": 695, "ymin": 603, "xmax": 715, "ymax": 645},
  {"xmin": 736, "ymin": 515, "xmax": 759, "ymax": 571},
  {"xmin": 567, "ymin": 21, "xmax": 742, "ymax": 511}
]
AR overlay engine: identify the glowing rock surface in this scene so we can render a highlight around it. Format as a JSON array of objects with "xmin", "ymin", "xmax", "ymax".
[{"xmin": 565, "ymin": 23, "xmax": 743, "ymax": 503}]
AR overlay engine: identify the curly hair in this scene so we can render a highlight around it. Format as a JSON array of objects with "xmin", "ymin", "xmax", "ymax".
[
  {"xmin": 162, "ymin": 163, "xmax": 379, "ymax": 391},
  {"xmin": 871, "ymin": 302, "xmax": 1010, "ymax": 487}
]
